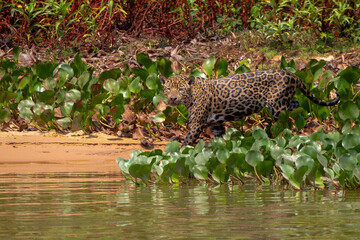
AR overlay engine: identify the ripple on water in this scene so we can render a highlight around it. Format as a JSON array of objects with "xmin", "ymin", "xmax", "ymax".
[{"xmin": 1, "ymin": 173, "xmax": 360, "ymax": 239}]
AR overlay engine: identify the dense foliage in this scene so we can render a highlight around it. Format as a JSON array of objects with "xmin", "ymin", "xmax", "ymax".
[
  {"xmin": 1, "ymin": 45, "xmax": 360, "ymax": 189},
  {"xmin": 117, "ymin": 126, "xmax": 360, "ymax": 189},
  {"xmin": 1, "ymin": 0, "xmax": 359, "ymax": 49},
  {"xmin": 115, "ymin": 55, "xmax": 360, "ymax": 189}
]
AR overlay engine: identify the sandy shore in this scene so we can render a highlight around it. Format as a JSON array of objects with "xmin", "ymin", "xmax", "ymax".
[{"xmin": 0, "ymin": 131, "xmax": 167, "ymax": 174}]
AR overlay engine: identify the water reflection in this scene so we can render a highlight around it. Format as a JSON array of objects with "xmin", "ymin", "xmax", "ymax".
[{"xmin": 1, "ymin": 173, "xmax": 360, "ymax": 239}]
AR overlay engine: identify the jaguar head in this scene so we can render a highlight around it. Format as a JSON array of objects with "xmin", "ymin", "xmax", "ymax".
[{"xmin": 160, "ymin": 75, "xmax": 195, "ymax": 108}]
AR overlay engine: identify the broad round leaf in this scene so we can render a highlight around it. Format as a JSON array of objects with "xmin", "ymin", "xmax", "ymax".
[
  {"xmin": 279, "ymin": 164, "xmax": 294, "ymax": 180},
  {"xmin": 129, "ymin": 77, "xmax": 141, "ymax": 93},
  {"xmin": 65, "ymin": 89, "xmax": 81, "ymax": 101},
  {"xmin": 165, "ymin": 141, "xmax": 180, "ymax": 153},
  {"xmin": 146, "ymin": 73, "xmax": 160, "ymax": 90},
  {"xmin": 215, "ymin": 58, "xmax": 228, "ymax": 77},
  {"xmin": 295, "ymin": 155, "xmax": 314, "ymax": 176},
  {"xmin": 253, "ymin": 127, "xmax": 268, "ymax": 140},
  {"xmin": 192, "ymin": 165, "xmax": 208, "ymax": 180},
  {"xmin": 157, "ymin": 58, "xmax": 173, "ymax": 77},
  {"xmin": 55, "ymin": 63, "xmax": 74, "ymax": 79},
  {"xmin": 338, "ymin": 153, "xmax": 357, "ymax": 171},
  {"xmin": 36, "ymin": 62, "xmax": 56, "ymax": 79},
  {"xmin": 77, "ymin": 71, "xmax": 90, "ymax": 89},
  {"xmin": 342, "ymin": 134, "xmax": 360, "ymax": 150},
  {"xmin": 216, "ymin": 148, "xmax": 230, "ymax": 164},
  {"xmin": 212, "ymin": 163, "xmax": 228, "ymax": 183},
  {"xmin": 338, "ymin": 101, "xmax": 359, "ymax": 120},
  {"xmin": 17, "ymin": 75, "xmax": 31, "ymax": 90},
  {"xmin": 195, "ymin": 150, "xmax": 212, "ymax": 165},
  {"xmin": 245, "ymin": 150, "xmax": 264, "ymax": 167},
  {"xmin": 18, "ymin": 99, "xmax": 35, "ymax": 120},
  {"xmin": 136, "ymin": 53, "xmax": 154, "ymax": 69},
  {"xmin": 202, "ymin": 56, "xmax": 216, "ymax": 78},
  {"xmin": 0, "ymin": 107, "xmax": 11, "ymax": 123},
  {"xmin": 103, "ymin": 79, "xmax": 120, "ymax": 94},
  {"xmin": 71, "ymin": 54, "xmax": 88, "ymax": 76},
  {"xmin": 56, "ymin": 117, "xmax": 71, "ymax": 129}
]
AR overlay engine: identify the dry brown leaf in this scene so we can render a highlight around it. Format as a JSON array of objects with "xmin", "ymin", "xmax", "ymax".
[
  {"xmin": 132, "ymin": 127, "xmax": 144, "ymax": 139},
  {"xmin": 122, "ymin": 107, "xmax": 137, "ymax": 123},
  {"xmin": 156, "ymin": 100, "xmax": 167, "ymax": 111}
]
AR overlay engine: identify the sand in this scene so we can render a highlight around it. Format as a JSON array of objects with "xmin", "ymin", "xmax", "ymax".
[{"xmin": 0, "ymin": 131, "xmax": 167, "ymax": 174}]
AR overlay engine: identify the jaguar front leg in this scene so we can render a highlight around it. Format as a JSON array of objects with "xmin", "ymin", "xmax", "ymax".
[
  {"xmin": 182, "ymin": 108, "xmax": 209, "ymax": 146},
  {"xmin": 210, "ymin": 124, "xmax": 225, "ymax": 138}
]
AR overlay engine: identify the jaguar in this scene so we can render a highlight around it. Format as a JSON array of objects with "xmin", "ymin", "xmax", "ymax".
[{"xmin": 160, "ymin": 69, "xmax": 340, "ymax": 146}]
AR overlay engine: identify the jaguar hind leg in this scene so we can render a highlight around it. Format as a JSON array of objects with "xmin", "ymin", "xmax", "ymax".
[
  {"xmin": 289, "ymin": 100, "xmax": 300, "ymax": 111},
  {"xmin": 210, "ymin": 124, "xmax": 226, "ymax": 137}
]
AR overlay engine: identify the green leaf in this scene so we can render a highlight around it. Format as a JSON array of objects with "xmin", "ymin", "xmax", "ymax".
[
  {"xmin": 103, "ymin": 79, "xmax": 120, "ymax": 94},
  {"xmin": 252, "ymin": 127, "xmax": 268, "ymax": 140},
  {"xmin": 216, "ymin": 148, "xmax": 230, "ymax": 164},
  {"xmin": 202, "ymin": 56, "xmax": 216, "ymax": 79},
  {"xmin": 295, "ymin": 155, "xmax": 314, "ymax": 176},
  {"xmin": 342, "ymin": 134, "xmax": 360, "ymax": 150},
  {"xmin": 146, "ymin": 73, "xmax": 160, "ymax": 90},
  {"xmin": 194, "ymin": 140, "xmax": 205, "ymax": 153},
  {"xmin": 235, "ymin": 64, "xmax": 251, "ymax": 73},
  {"xmin": 56, "ymin": 117, "xmax": 71, "ymax": 129},
  {"xmin": 13, "ymin": 46, "xmax": 20, "ymax": 64},
  {"xmin": 56, "ymin": 63, "xmax": 74, "ymax": 79},
  {"xmin": 99, "ymin": 69, "xmax": 122, "ymax": 83},
  {"xmin": 245, "ymin": 150, "xmax": 264, "ymax": 167},
  {"xmin": 212, "ymin": 163, "xmax": 228, "ymax": 183},
  {"xmin": 151, "ymin": 112, "xmax": 166, "ymax": 123},
  {"xmin": 18, "ymin": 99, "xmax": 34, "ymax": 120},
  {"xmin": 165, "ymin": 141, "xmax": 180, "ymax": 153},
  {"xmin": 292, "ymin": 165, "xmax": 308, "ymax": 189},
  {"xmin": 317, "ymin": 153, "xmax": 328, "ymax": 168},
  {"xmin": 36, "ymin": 62, "xmax": 56, "ymax": 79},
  {"xmin": 299, "ymin": 145, "xmax": 318, "ymax": 159},
  {"xmin": 338, "ymin": 66, "xmax": 360, "ymax": 84},
  {"xmin": 132, "ymin": 68, "xmax": 149, "ymax": 81},
  {"xmin": 71, "ymin": 112, "xmax": 84, "ymax": 131},
  {"xmin": 338, "ymin": 153, "xmax": 357, "ymax": 171},
  {"xmin": 44, "ymin": 77, "xmax": 56, "ymax": 90},
  {"xmin": 192, "ymin": 165, "xmax": 208, "ymax": 180},
  {"xmin": 256, "ymin": 160, "xmax": 274, "ymax": 176},
  {"xmin": 0, "ymin": 107, "xmax": 11, "ymax": 123},
  {"xmin": 215, "ymin": 58, "xmax": 228, "ymax": 77},
  {"xmin": 60, "ymin": 102, "xmax": 74, "ymax": 116},
  {"xmin": 129, "ymin": 77, "xmax": 141, "ymax": 93},
  {"xmin": 129, "ymin": 163, "xmax": 152, "ymax": 184},
  {"xmin": 65, "ymin": 89, "xmax": 81, "ymax": 101},
  {"xmin": 338, "ymin": 101, "xmax": 359, "ymax": 120},
  {"xmin": 71, "ymin": 54, "xmax": 88, "ymax": 76},
  {"xmin": 116, "ymin": 158, "xmax": 130, "ymax": 175},
  {"xmin": 38, "ymin": 90, "xmax": 55, "ymax": 105},
  {"xmin": 195, "ymin": 150, "xmax": 212, "ymax": 165},
  {"xmin": 189, "ymin": 70, "xmax": 207, "ymax": 79},
  {"xmin": 157, "ymin": 58, "xmax": 173, "ymax": 77},
  {"xmin": 279, "ymin": 164, "xmax": 294, "ymax": 181},
  {"xmin": 136, "ymin": 53, "xmax": 154, "ymax": 69},
  {"xmin": 77, "ymin": 71, "xmax": 90, "ymax": 89},
  {"xmin": 17, "ymin": 75, "xmax": 31, "ymax": 90}
]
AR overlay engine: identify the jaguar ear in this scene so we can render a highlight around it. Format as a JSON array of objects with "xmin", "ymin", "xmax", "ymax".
[
  {"xmin": 159, "ymin": 75, "xmax": 166, "ymax": 84},
  {"xmin": 188, "ymin": 76, "xmax": 196, "ymax": 85}
]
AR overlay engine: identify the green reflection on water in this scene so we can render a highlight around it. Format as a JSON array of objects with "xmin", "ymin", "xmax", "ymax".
[{"xmin": 1, "ymin": 173, "xmax": 360, "ymax": 239}]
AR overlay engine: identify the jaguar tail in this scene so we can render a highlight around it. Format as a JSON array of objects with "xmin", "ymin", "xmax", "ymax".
[{"xmin": 298, "ymin": 80, "xmax": 340, "ymax": 106}]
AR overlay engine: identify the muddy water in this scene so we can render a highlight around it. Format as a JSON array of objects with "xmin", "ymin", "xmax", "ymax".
[
  {"xmin": 1, "ymin": 132, "xmax": 360, "ymax": 239},
  {"xmin": 1, "ymin": 172, "xmax": 360, "ymax": 239}
]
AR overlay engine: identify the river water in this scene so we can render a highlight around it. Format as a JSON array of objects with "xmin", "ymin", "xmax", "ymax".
[{"xmin": 1, "ymin": 172, "xmax": 360, "ymax": 239}]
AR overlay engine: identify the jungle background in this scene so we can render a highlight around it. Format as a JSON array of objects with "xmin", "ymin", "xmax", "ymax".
[{"xmin": 1, "ymin": 0, "xmax": 360, "ymax": 188}]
